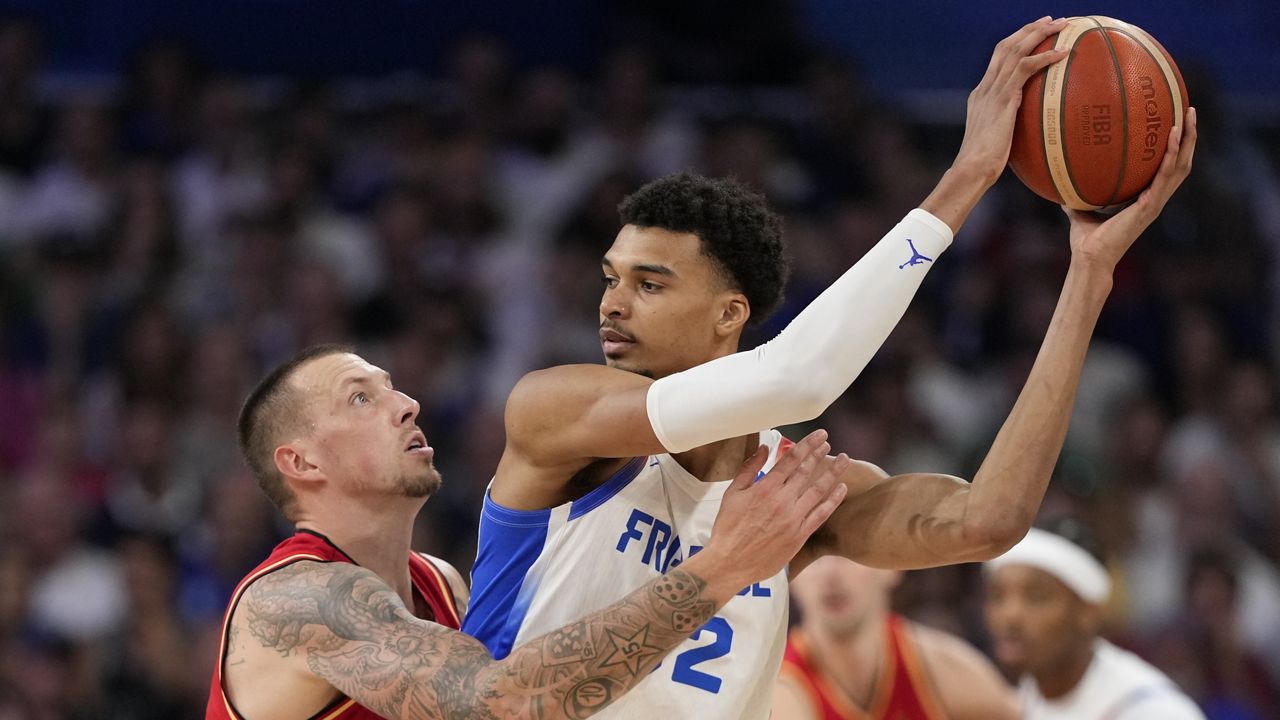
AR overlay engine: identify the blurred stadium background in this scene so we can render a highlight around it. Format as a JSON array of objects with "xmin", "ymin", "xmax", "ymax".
[{"xmin": 0, "ymin": 1, "xmax": 1278, "ymax": 717}]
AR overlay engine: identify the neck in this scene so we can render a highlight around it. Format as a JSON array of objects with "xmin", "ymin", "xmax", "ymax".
[
  {"xmin": 294, "ymin": 496, "xmax": 423, "ymax": 605},
  {"xmin": 1034, "ymin": 639, "xmax": 1097, "ymax": 700},
  {"xmin": 803, "ymin": 610, "xmax": 886, "ymax": 708},
  {"xmin": 664, "ymin": 345, "xmax": 751, "ymax": 481},
  {"xmin": 671, "ymin": 433, "xmax": 759, "ymax": 482}
]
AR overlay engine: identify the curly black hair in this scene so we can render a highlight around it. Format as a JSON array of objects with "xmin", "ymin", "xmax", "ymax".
[{"xmin": 617, "ymin": 173, "xmax": 789, "ymax": 324}]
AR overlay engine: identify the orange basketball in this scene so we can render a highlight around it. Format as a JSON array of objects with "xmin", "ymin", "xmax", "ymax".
[{"xmin": 1008, "ymin": 16, "xmax": 1188, "ymax": 210}]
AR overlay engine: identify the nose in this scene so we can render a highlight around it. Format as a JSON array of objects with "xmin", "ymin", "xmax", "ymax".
[
  {"xmin": 600, "ymin": 284, "xmax": 630, "ymax": 320},
  {"xmin": 394, "ymin": 390, "xmax": 420, "ymax": 426},
  {"xmin": 986, "ymin": 595, "xmax": 1023, "ymax": 632}
]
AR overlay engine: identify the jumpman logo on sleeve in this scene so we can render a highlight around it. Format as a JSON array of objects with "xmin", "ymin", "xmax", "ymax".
[{"xmin": 898, "ymin": 238, "xmax": 933, "ymax": 269}]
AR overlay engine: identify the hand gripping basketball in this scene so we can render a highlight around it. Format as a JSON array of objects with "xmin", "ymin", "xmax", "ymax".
[
  {"xmin": 1064, "ymin": 106, "xmax": 1197, "ymax": 272},
  {"xmin": 953, "ymin": 17, "xmax": 1071, "ymax": 184}
]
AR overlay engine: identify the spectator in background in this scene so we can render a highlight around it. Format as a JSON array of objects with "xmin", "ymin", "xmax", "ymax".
[
  {"xmin": 1171, "ymin": 544, "xmax": 1279, "ymax": 718},
  {"xmin": 586, "ymin": 46, "xmax": 699, "ymax": 180},
  {"xmin": 96, "ymin": 533, "xmax": 198, "ymax": 719},
  {"xmin": 0, "ymin": 17, "xmax": 45, "ymax": 180},
  {"xmin": 12, "ymin": 474, "xmax": 126, "ymax": 647},
  {"xmin": 120, "ymin": 39, "xmax": 201, "ymax": 159},
  {"xmin": 985, "ymin": 525, "xmax": 1205, "ymax": 719},
  {"xmin": 15, "ymin": 99, "xmax": 117, "ymax": 246}
]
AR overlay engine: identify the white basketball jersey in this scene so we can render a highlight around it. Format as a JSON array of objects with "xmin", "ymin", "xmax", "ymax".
[
  {"xmin": 1019, "ymin": 640, "xmax": 1205, "ymax": 720},
  {"xmin": 463, "ymin": 430, "xmax": 793, "ymax": 720}
]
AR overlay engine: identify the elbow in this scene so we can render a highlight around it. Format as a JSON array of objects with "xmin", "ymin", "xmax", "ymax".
[
  {"xmin": 801, "ymin": 383, "xmax": 841, "ymax": 418},
  {"xmin": 442, "ymin": 659, "xmax": 517, "ymax": 720},
  {"xmin": 451, "ymin": 683, "xmax": 518, "ymax": 720},
  {"xmin": 962, "ymin": 512, "xmax": 1032, "ymax": 562}
]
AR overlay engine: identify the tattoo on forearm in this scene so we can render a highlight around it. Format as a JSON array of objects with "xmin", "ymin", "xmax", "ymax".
[
  {"xmin": 654, "ymin": 572, "xmax": 717, "ymax": 632},
  {"xmin": 238, "ymin": 562, "xmax": 718, "ymax": 719}
]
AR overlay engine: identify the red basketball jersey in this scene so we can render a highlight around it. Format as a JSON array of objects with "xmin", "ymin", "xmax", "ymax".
[
  {"xmin": 206, "ymin": 530, "xmax": 462, "ymax": 720},
  {"xmin": 780, "ymin": 614, "xmax": 949, "ymax": 720}
]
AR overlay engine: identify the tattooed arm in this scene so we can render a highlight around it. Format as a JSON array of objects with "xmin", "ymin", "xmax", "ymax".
[
  {"xmin": 233, "ymin": 428, "xmax": 850, "ymax": 719},
  {"xmin": 240, "ymin": 557, "xmax": 720, "ymax": 719}
]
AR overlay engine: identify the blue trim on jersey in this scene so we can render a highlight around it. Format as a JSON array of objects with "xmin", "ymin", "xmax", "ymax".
[
  {"xmin": 476, "ymin": 493, "xmax": 553, "ymax": 528},
  {"xmin": 463, "ymin": 458, "xmax": 648, "ymax": 659},
  {"xmin": 568, "ymin": 457, "xmax": 646, "ymax": 520},
  {"xmin": 461, "ymin": 493, "xmax": 551, "ymax": 658}
]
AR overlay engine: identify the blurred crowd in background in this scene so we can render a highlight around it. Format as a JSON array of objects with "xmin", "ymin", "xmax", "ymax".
[{"xmin": 0, "ymin": 6, "xmax": 1278, "ymax": 719}]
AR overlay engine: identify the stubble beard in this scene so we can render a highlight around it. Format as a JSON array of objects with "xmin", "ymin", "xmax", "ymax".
[
  {"xmin": 400, "ymin": 466, "xmax": 443, "ymax": 498},
  {"xmin": 604, "ymin": 356, "xmax": 655, "ymax": 379}
]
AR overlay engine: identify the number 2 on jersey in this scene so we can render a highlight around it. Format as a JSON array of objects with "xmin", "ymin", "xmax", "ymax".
[{"xmin": 671, "ymin": 616, "xmax": 733, "ymax": 693}]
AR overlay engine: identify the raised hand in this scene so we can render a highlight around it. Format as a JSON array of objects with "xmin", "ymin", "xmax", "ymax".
[
  {"xmin": 697, "ymin": 429, "xmax": 851, "ymax": 594},
  {"xmin": 1065, "ymin": 106, "xmax": 1198, "ymax": 272},
  {"xmin": 954, "ymin": 17, "xmax": 1069, "ymax": 183}
]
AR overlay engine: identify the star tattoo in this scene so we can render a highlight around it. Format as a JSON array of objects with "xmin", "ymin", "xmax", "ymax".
[{"xmin": 599, "ymin": 625, "xmax": 663, "ymax": 676}]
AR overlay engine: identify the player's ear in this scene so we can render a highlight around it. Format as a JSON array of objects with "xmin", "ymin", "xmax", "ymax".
[
  {"xmin": 715, "ymin": 292, "xmax": 750, "ymax": 338},
  {"xmin": 275, "ymin": 441, "xmax": 323, "ymax": 484}
]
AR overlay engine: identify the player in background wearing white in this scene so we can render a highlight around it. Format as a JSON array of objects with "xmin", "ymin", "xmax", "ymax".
[
  {"xmin": 463, "ymin": 17, "xmax": 1198, "ymax": 719},
  {"xmin": 985, "ymin": 527, "xmax": 1206, "ymax": 720},
  {"xmin": 772, "ymin": 557, "xmax": 1018, "ymax": 720}
]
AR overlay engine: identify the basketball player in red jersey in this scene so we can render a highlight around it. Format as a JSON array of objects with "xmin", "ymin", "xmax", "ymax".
[
  {"xmin": 774, "ymin": 557, "xmax": 1017, "ymax": 720},
  {"xmin": 207, "ymin": 344, "xmax": 850, "ymax": 719}
]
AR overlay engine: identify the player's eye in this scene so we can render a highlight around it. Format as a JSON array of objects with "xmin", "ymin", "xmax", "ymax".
[
  {"xmin": 350, "ymin": 392, "xmax": 369, "ymax": 406},
  {"xmin": 602, "ymin": 276, "xmax": 619, "ymax": 288},
  {"xmin": 640, "ymin": 281, "xmax": 662, "ymax": 292}
]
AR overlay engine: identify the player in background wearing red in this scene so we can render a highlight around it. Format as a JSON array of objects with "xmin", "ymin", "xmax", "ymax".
[{"xmin": 774, "ymin": 557, "xmax": 1017, "ymax": 720}]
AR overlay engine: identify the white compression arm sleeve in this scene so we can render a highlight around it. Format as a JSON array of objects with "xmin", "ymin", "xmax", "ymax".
[{"xmin": 646, "ymin": 208, "xmax": 953, "ymax": 453}]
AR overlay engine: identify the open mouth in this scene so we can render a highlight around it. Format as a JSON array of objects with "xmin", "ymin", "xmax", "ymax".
[{"xmin": 405, "ymin": 430, "xmax": 431, "ymax": 455}]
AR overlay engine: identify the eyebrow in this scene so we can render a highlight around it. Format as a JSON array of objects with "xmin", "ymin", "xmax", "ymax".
[
  {"xmin": 338, "ymin": 370, "xmax": 392, "ymax": 393},
  {"xmin": 601, "ymin": 257, "xmax": 677, "ymax": 278}
]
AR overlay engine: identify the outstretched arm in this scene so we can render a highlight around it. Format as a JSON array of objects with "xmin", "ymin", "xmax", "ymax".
[
  {"xmin": 234, "ymin": 430, "xmax": 848, "ymax": 719},
  {"xmin": 499, "ymin": 19, "xmax": 1069, "ymax": 502},
  {"xmin": 796, "ymin": 107, "xmax": 1198, "ymax": 572}
]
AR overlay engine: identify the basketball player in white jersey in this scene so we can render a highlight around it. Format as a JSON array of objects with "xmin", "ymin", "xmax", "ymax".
[
  {"xmin": 985, "ymin": 527, "xmax": 1205, "ymax": 719},
  {"xmin": 463, "ymin": 17, "xmax": 1198, "ymax": 719}
]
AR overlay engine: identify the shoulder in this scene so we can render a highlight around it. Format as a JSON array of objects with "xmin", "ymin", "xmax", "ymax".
[
  {"xmin": 235, "ymin": 559, "xmax": 406, "ymax": 636},
  {"xmin": 772, "ymin": 670, "xmax": 820, "ymax": 720},
  {"xmin": 910, "ymin": 621, "xmax": 1020, "ymax": 720},
  {"xmin": 1095, "ymin": 641, "xmax": 1180, "ymax": 689},
  {"xmin": 418, "ymin": 553, "xmax": 471, "ymax": 617},
  {"xmin": 1096, "ymin": 644, "xmax": 1205, "ymax": 720},
  {"xmin": 502, "ymin": 363, "xmax": 652, "ymax": 463},
  {"xmin": 1114, "ymin": 689, "xmax": 1205, "ymax": 720},
  {"xmin": 237, "ymin": 559, "xmax": 375, "ymax": 615},
  {"xmin": 506, "ymin": 364, "xmax": 651, "ymax": 419},
  {"xmin": 237, "ymin": 557, "xmax": 337, "ymax": 602},
  {"xmin": 224, "ymin": 560, "xmax": 360, "ymax": 714}
]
